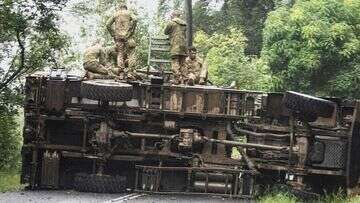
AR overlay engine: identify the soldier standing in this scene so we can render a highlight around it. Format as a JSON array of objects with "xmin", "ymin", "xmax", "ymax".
[
  {"xmin": 184, "ymin": 46, "xmax": 208, "ymax": 85},
  {"xmin": 164, "ymin": 11, "xmax": 187, "ymax": 84},
  {"xmin": 106, "ymin": 3, "xmax": 137, "ymax": 79},
  {"xmin": 83, "ymin": 40, "xmax": 110, "ymax": 79}
]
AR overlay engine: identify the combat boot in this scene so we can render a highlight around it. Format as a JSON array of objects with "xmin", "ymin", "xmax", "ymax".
[
  {"xmin": 126, "ymin": 72, "xmax": 136, "ymax": 81},
  {"xmin": 187, "ymin": 78, "xmax": 195, "ymax": 86},
  {"xmin": 85, "ymin": 71, "xmax": 95, "ymax": 80},
  {"xmin": 118, "ymin": 72, "xmax": 126, "ymax": 80}
]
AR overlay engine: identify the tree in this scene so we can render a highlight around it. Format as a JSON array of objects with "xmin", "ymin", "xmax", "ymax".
[
  {"xmin": 0, "ymin": 0, "xmax": 69, "ymax": 91},
  {"xmin": 0, "ymin": 89, "xmax": 22, "ymax": 170},
  {"xmin": 261, "ymin": 0, "xmax": 360, "ymax": 97},
  {"xmin": 195, "ymin": 28, "xmax": 273, "ymax": 91},
  {"xmin": 193, "ymin": 0, "xmax": 278, "ymax": 55},
  {"xmin": 0, "ymin": 0, "xmax": 69, "ymax": 170}
]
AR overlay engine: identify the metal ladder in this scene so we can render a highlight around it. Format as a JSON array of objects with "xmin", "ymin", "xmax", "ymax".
[{"xmin": 147, "ymin": 35, "xmax": 171, "ymax": 71}]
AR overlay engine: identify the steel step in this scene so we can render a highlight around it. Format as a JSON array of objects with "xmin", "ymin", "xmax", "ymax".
[
  {"xmin": 151, "ymin": 40, "xmax": 170, "ymax": 45},
  {"xmin": 149, "ymin": 59, "xmax": 171, "ymax": 63},
  {"xmin": 150, "ymin": 47, "xmax": 170, "ymax": 52}
]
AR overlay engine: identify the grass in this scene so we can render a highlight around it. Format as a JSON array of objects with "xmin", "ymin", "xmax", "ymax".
[
  {"xmin": 257, "ymin": 190, "xmax": 360, "ymax": 203},
  {"xmin": 0, "ymin": 171, "xmax": 24, "ymax": 192},
  {"xmin": 258, "ymin": 192, "xmax": 298, "ymax": 203}
]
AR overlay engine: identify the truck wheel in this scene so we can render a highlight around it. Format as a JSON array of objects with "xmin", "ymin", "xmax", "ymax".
[
  {"xmin": 282, "ymin": 91, "xmax": 335, "ymax": 120},
  {"xmin": 81, "ymin": 80, "xmax": 133, "ymax": 102},
  {"xmin": 74, "ymin": 173, "xmax": 126, "ymax": 193}
]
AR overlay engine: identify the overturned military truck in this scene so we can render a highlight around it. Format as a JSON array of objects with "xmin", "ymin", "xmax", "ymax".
[
  {"xmin": 20, "ymin": 0, "xmax": 360, "ymax": 198},
  {"xmin": 21, "ymin": 70, "xmax": 263, "ymax": 197},
  {"xmin": 20, "ymin": 69, "xmax": 360, "ymax": 197}
]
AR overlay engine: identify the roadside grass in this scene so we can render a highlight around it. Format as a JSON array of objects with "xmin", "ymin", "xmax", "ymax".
[
  {"xmin": 0, "ymin": 170, "xmax": 24, "ymax": 192},
  {"xmin": 258, "ymin": 189, "xmax": 360, "ymax": 203},
  {"xmin": 258, "ymin": 192, "xmax": 298, "ymax": 203},
  {"xmin": 349, "ymin": 195, "xmax": 360, "ymax": 203}
]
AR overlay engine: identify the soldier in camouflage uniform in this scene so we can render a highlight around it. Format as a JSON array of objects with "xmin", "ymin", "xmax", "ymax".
[
  {"xmin": 106, "ymin": 3, "xmax": 137, "ymax": 79},
  {"xmin": 83, "ymin": 40, "xmax": 111, "ymax": 79},
  {"xmin": 184, "ymin": 46, "xmax": 208, "ymax": 85},
  {"xmin": 164, "ymin": 11, "xmax": 187, "ymax": 84}
]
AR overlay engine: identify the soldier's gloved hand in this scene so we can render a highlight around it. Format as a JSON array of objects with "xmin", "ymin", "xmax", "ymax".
[{"xmin": 199, "ymin": 78, "xmax": 206, "ymax": 85}]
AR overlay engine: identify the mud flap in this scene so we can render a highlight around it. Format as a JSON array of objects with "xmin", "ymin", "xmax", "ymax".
[{"xmin": 41, "ymin": 151, "xmax": 60, "ymax": 189}]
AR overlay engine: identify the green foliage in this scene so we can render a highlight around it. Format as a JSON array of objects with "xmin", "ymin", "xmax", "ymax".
[
  {"xmin": 258, "ymin": 192, "xmax": 298, "ymax": 203},
  {"xmin": 0, "ymin": 171, "xmax": 22, "ymax": 192},
  {"xmin": 320, "ymin": 189, "xmax": 346, "ymax": 203},
  {"xmin": 262, "ymin": 0, "xmax": 360, "ymax": 97},
  {"xmin": 193, "ymin": 0, "xmax": 278, "ymax": 55},
  {"xmin": 0, "ymin": 91, "xmax": 22, "ymax": 170},
  {"xmin": 325, "ymin": 60, "xmax": 360, "ymax": 97},
  {"xmin": 257, "ymin": 188, "xmax": 351, "ymax": 203},
  {"xmin": 0, "ymin": 0, "xmax": 70, "ymax": 78},
  {"xmin": 195, "ymin": 28, "xmax": 273, "ymax": 91}
]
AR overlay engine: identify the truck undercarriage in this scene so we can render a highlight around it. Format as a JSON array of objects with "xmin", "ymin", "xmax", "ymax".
[{"xmin": 21, "ymin": 71, "xmax": 360, "ymax": 198}]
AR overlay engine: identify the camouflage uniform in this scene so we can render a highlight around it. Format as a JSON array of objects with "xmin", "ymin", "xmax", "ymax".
[
  {"xmin": 106, "ymin": 4, "xmax": 137, "ymax": 79},
  {"xmin": 105, "ymin": 45, "xmax": 121, "ymax": 76},
  {"xmin": 184, "ymin": 56, "xmax": 208, "ymax": 85},
  {"xmin": 83, "ymin": 43, "xmax": 110, "ymax": 79},
  {"xmin": 106, "ymin": 46, "xmax": 117, "ymax": 67},
  {"xmin": 126, "ymin": 38, "xmax": 137, "ymax": 72},
  {"xmin": 164, "ymin": 15, "xmax": 187, "ymax": 84},
  {"xmin": 105, "ymin": 43, "xmax": 141, "ymax": 81}
]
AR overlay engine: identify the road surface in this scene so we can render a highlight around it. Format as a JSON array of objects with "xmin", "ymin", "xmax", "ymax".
[{"xmin": 0, "ymin": 190, "xmax": 253, "ymax": 203}]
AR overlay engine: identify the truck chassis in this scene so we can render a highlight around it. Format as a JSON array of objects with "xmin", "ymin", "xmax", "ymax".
[{"xmin": 21, "ymin": 71, "xmax": 360, "ymax": 198}]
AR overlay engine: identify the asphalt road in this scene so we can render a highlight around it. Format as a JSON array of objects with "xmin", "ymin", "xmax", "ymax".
[{"xmin": 0, "ymin": 190, "xmax": 254, "ymax": 203}]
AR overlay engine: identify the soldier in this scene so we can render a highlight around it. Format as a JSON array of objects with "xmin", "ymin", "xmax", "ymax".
[
  {"xmin": 106, "ymin": 3, "xmax": 137, "ymax": 79},
  {"xmin": 164, "ymin": 11, "xmax": 187, "ymax": 84},
  {"xmin": 184, "ymin": 46, "xmax": 208, "ymax": 85},
  {"xmin": 83, "ymin": 40, "xmax": 110, "ymax": 79}
]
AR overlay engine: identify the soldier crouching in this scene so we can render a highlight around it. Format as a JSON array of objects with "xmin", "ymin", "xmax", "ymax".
[
  {"xmin": 83, "ymin": 40, "xmax": 113, "ymax": 80},
  {"xmin": 183, "ymin": 46, "xmax": 208, "ymax": 85}
]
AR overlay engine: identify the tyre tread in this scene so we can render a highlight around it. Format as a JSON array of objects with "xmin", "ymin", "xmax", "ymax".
[
  {"xmin": 74, "ymin": 173, "xmax": 126, "ymax": 193},
  {"xmin": 81, "ymin": 80, "xmax": 133, "ymax": 102},
  {"xmin": 283, "ymin": 91, "xmax": 335, "ymax": 120}
]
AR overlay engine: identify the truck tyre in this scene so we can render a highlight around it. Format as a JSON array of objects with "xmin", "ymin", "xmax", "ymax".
[
  {"xmin": 74, "ymin": 173, "xmax": 126, "ymax": 193},
  {"xmin": 81, "ymin": 80, "xmax": 133, "ymax": 102},
  {"xmin": 283, "ymin": 91, "xmax": 335, "ymax": 120}
]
